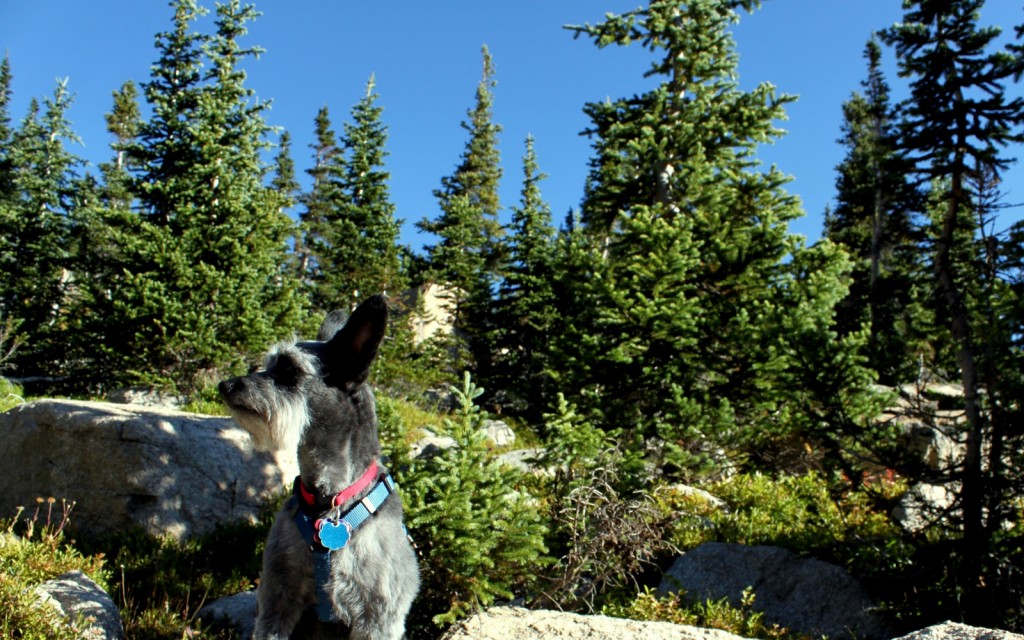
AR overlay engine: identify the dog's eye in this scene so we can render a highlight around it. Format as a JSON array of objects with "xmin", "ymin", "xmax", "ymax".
[{"xmin": 270, "ymin": 359, "xmax": 302, "ymax": 387}]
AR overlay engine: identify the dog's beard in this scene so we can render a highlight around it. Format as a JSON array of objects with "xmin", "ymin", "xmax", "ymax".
[{"xmin": 231, "ymin": 392, "xmax": 309, "ymax": 453}]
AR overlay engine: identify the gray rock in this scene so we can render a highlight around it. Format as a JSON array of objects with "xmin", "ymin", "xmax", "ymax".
[
  {"xmin": 0, "ymin": 399, "xmax": 296, "ymax": 541},
  {"xmin": 410, "ymin": 421, "xmax": 517, "ymax": 459},
  {"xmin": 105, "ymin": 386, "xmax": 186, "ymax": 409},
  {"xmin": 483, "ymin": 419, "xmax": 516, "ymax": 447},
  {"xmin": 894, "ymin": 621, "xmax": 1024, "ymax": 640},
  {"xmin": 34, "ymin": 570, "xmax": 123, "ymax": 640},
  {"xmin": 410, "ymin": 428, "xmax": 458, "ymax": 459},
  {"xmin": 659, "ymin": 542, "xmax": 888, "ymax": 640},
  {"xmin": 496, "ymin": 447, "xmax": 546, "ymax": 473},
  {"xmin": 892, "ymin": 481, "xmax": 959, "ymax": 532},
  {"xmin": 440, "ymin": 605, "xmax": 749, "ymax": 640},
  {"xmin": 196, "ymin": 590, "xmax": 257, "ymax": 639}
]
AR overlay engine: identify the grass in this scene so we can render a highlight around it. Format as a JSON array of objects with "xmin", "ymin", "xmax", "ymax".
[
  {"xmin": 0, "ymin": 499, "xmax": 109, "ymax": 640},
  {"xmin": 0, "ymin": 377, "xmax": 24, "ymax": 412},
  {"xmin": 0, "ymin": 494, "xmax": 280, "ymax": 640}
]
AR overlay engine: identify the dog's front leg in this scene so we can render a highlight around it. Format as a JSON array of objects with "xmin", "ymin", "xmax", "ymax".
[{"xmin": 253, "ymin": 512, "xmax": 318, "ymax": 639}]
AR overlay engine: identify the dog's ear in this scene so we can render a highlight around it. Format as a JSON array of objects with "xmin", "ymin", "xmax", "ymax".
[
  {"xmin": 318, "ymin": 309, "xmax": 348, "ymax": 341},
  {"xmin": 325, "ymin": 294, "xmax": 389, "ymax": 389}
]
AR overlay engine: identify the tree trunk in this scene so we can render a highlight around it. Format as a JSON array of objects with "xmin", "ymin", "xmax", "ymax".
[{"xmin": 936, "ymin": 170, "xmax": 985, "ymax": 599}]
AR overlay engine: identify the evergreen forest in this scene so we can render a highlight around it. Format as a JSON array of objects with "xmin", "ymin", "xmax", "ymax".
[{"xmin": 4, "ymin": 0, "xmax": 1024, "ymax": 637}]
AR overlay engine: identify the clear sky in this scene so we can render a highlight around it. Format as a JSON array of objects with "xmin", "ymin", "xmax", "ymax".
[{"xmin": 2, "ymin": 1, "xmax": 1022, "ymax": 251}]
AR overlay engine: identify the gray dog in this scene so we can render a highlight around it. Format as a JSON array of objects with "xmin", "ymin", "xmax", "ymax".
[{"xmin": 219, "ymin": 294, "xmax": 419, "ymax": 639}]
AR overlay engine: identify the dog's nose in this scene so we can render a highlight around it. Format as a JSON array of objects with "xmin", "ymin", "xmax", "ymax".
[{"xmin": 218, "ymin": 379, "xmax": 237, "ymax": 397}]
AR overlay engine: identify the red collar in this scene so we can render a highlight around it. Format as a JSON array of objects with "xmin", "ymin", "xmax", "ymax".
[{"xmin": 297, "ymin": 460, "xmax": 380, "ymax": 509}]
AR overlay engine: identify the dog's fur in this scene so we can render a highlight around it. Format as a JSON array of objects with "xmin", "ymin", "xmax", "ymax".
[{"xmin": 219, "ymin": 295, "xmax": 419, "ymax": 639}]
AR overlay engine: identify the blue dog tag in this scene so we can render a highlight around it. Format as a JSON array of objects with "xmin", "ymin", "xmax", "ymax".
[{"xmin": 317, "ymin": 520, "xmax": 351, "ymax": 550}]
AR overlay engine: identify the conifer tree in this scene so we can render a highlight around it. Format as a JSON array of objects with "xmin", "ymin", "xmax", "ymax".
[
  {"xmin": 0, "ymin": 80, "xmax": 81, "ymax": 378},
  {"xmin": 882, "ymin": 0, "xmax": 1024, "ymax": 620},
  {"xmin": 297, "ymin": 79, "xmax": 403, "ymax": 315},
  {"xmin": 340, "ymin": 77, "xmax": 404, "ymax": 301},
  {"xmin": 320, "ymin": 77, "xmax": 403, "ymax": 313},
  {"xmin": 83, "ymin": 0, "xmax": 301, "ymax": 390},
  {"xmin": 493, "ymin": 135, "xmax": 558, "ymax": 418},
  {"xmin": 825, "ymin": 38, "xmax": 925, "ymax": 383},
  {"xmin": 0, "ymin": 53, "xmax": 13, "ymax": 199},
  {"xmin": 98, "ymin": 80, "xmax": 141, "ymax": 210},
  {"xmin": 270, "ymin": 130, "xmax": 299, "ymax": 209},
  {"xmin": 68, "ymin": 80, "xmax": 142, "ymax": 349},
  {"xmin": 431, "ymin": 46, "xmax": 503, "ymax": 243},
  {"xmin": 561, "ymin": 0, "xmax": 882, "ymax": 478},
  {"xmin": 269, "ymin": 129, "xmax": 308, "ymax": 288},
  {"xmin": 418, "ymin": 45, "xmax": 504, "ymax": 378},
  {"xmin": 297, "ymin": 106, "xmax": 341, "ymax": 294},
  {"xmin": 399, "ymin": 373, "xmax": 547, "ymax": 627}
]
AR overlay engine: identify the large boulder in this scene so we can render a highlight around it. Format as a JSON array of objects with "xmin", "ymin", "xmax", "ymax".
[
  {"xmin": 894, "ymin": 622, "xmax": 1024, "ymax": 640},
  {"xmin": 196, "ymin": 590, "xmax": 257, "ymax": 638},
  {"xmin": 659, "ymin": 542, "xmax": 888, "ymax": 640},
  {"xmin": 34, "ymin": 570, "xmax": 123, "ymax": 640},
  {"xmin": 0, "ymin": 399, "xmax": 296, "ymax": 541},
  {"xmin": 440, "ymin": 606, "xmax": 749, "ymax": 640}
]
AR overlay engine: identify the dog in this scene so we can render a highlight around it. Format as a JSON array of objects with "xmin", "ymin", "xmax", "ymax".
[{"xmin": 219, "ymin": 294, "xmax": 419, "ymax": 639}]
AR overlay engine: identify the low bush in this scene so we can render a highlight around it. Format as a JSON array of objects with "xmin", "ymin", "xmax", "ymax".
[
  {"xmin": 604, "ymin": 586, "xmax": 793, "ymax": 640},
  {"xmin": 1, "ymin": 499, "xmax": 107, "ymax": 639}
]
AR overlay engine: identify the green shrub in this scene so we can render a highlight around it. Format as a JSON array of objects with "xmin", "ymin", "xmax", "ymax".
[
  {"xmin": 535, "ymin": 395, "xmax": 678, "ymax": 613},
  {"xmin": 1, "ymin": 499, "xmax": 108, "ymax": 640},
  {"xmin": 707, "ymin": 471, "xmax": 911, "ymax": 575},
  {"xmin": 604, "ymin": 586, "xmax": 792, "ymax": 640},
  {"xmin": 396, "ymin": 373, "xmax": 549, "ymax": 628}
]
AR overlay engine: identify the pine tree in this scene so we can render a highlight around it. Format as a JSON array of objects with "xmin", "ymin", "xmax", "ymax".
[
  {"xmin": 493, "ymin": 135, "xmax": 558, "ymax": 418},
  {"xmin": 270, "ymin": 129, "xmax": 299, "ymax": 209},
  {"xmin": 298, "ymin": 106, "xmax": 341, "ymax": 296},
  {"xmin": 98, "ymin": 80, "xmax": 141, "ymax": 210},
  {"xmin": 0, "ymin": 53, "xmax": 13, "ymax": 199},
  {"xmin": 132, "ymin": 0, "xmax": 207, "ymax": 226},
  {"xmin": 66, "ymin": 81, "xmax": 143, "ymax": 378},
  {"xmin": 418, "ymin": 45, "xmax": 504, "ymax": 378},
  {"xmin": 0, "ymin": 54, "xmax": 15, "ymax": 353},
  {"xmin": 432, "ymin": 46, "xmax": 503, "ymax": 241},
  {"xmin": 399, "ymin": 373, "xmax": 547, "ymax": 627},
  {"xmin": 340, "ymin": 76, "xmax": 404, "ymax": 301},
  {"xmin": 0, "ymin": 80, "xmax": 81, "ymax": 378},
  {"xmin": 560, "ymin": 0, "xmax": 882, "ymax": 479},
  {"xmin": 825, "ymin": 38, "xmax": 926, "ymax": 383},
  {"xmin": 317, "ymin": 77, "xmax": 403, "ymax": 313},
  {"xmin": 297, "ymin": 79, "xmax": 403, "ymax": 316},
  {"xmin": 269, "ymin": 129, "xmax": 305, "ymax": 287},
  {"xmin": 84, "ymin": 0, "xmax": 301, "ymax": 390},
  {"xmin": 881, "ymin": 0, "xmax": 1024, "ymax": 621}
]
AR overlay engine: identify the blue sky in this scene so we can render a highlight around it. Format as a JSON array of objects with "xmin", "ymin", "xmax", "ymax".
[{"xmin": 2, "ymin": 1, "xmax": 1022, "ymax": 251}]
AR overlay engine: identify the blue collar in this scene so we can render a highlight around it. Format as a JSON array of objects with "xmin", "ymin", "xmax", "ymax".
[{"xmin": 292, "ymin": 473, "xmax": 398, "ymax": 622}]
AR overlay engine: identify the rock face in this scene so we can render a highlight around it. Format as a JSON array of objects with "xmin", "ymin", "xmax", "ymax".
[
  {"xmin": 182, "ymin": 594, "xmax": 1024, "ymax": 640},
  {"xmin": 439, "ymin": 606, "xmax": 748, "ymax": 640},
  {"xmin": 34, "ymin": 570, "xmax": 123, "ymax": 640},
  {"xmin": 0, "ymin": 399, "xmax": 296, "ymax": 540},
  {"xmin": 894, "ymin": 622, "xmax": 1024, "ymax": 640},
  {"xmin": 659, "ymin": 542, "xmax": 888, "ymax": 640},
  {"xmin": 196, "ymin": 590, "xmax": 257, "ymax": 639}
]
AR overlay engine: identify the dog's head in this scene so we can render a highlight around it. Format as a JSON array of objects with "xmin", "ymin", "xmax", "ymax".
[{"xmin": 218, "ymin": 294, "xmax": 388, "ymax": 452}]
